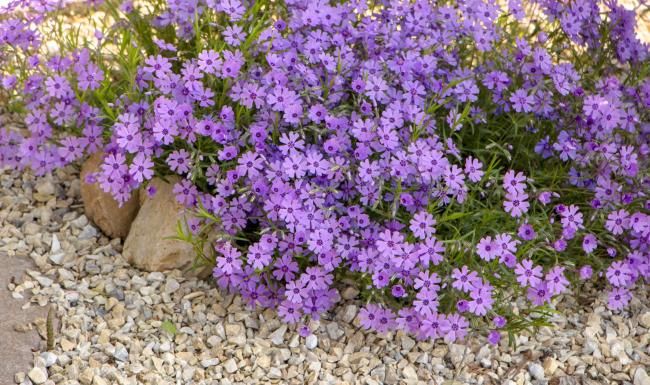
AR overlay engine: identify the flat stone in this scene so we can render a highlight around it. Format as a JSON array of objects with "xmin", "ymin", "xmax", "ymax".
[
  {"xmin": 635, "ymin": 367, "xmax": 650, "ymax": 385},
  {"xmin": 201, "ymin": 358, "xmax": 219, "ymax": 368},
  {"xmin": 224, "ymin": 358, "xmax": 238, "ymax": 373},
  {"xmin": 305, "ymin": 334, "xmax": 317, "ymax": 350},
  {"xmin": 27, "ymin": 367, "xmax": 48, "ymax": 384},
  {"xmin": 543, "ymin": 357, "xmax": 559, "ymax": 376},
  {"xmin": 40, "ymin": 352, "xmax": 57, "ymax": 367},
  {"xmin": 269, "ymin": 325, "xmax": 287, "ymax": 345},
  {"xmin": 639, "ymin": 312, "xmax": 650, "ymax": 328},
  {"xmin": 113, "ymin": 346, "xmax": 129, "ymax": 362},
  {"xmin": 529, "ymin": 363, "xmax": 545, "ymax": 381},
  {"xmin": 60, "ymin": 338, "xmax": 75, "ymax": 352}
]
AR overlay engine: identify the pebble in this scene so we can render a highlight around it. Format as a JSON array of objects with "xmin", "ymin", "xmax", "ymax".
[
  {"xmin": 269, "ymin": 325, "xmax": 287, "ymax": 345},
  {"xmin": 542, "ymin": 357, "xmax": 559, "ymax": 376},
  {"xmin": 529, "ymin": 363, "xmax": 545, "ymax": 381},
  {"xmin": 201, "ymin": 358, "xmax": 219, "ymax": 368},
  {"xmin": 224, "ymin": 358, "xmax": 238, "ymax": 373},
  {"xmin": 113, "ymin": 346, "xmax": 129, "ymax": 362},
  {"xmin": 635, "ymin": 367, "xmax": 650, "ymax": 385},
  {"xmin": 27, "ymin": 367, "xmax": 48, "ymax": 384},
  {"xmin": 39, "ymin": 352, "xmax": 57, "ymax": 367},
  {"xmin": 305, "ymin": 334, "xmax": 318, "ymax": 350},
  {"xmin": 639, "ymin": 312, "xmax": 650, "ymax": 329}
]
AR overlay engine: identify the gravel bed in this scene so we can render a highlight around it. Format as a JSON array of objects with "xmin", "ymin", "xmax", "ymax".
[{"xmin": 1, "ymin": 167, "xmax": 649, "ymax": 385}]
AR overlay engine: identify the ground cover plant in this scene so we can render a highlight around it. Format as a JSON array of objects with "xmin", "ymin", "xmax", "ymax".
[{"xmin": 1, "ymin": 0, "xmax": 649, "ymax": 345}]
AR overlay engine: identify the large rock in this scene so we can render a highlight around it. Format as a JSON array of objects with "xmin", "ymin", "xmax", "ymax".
[
  {"xmin": 123, "ymin": 177, "xmax": 205, "ymax": 274},
  {"xmin": 80, "ymin": 152, "xmax": 139, "ymax": 239}
]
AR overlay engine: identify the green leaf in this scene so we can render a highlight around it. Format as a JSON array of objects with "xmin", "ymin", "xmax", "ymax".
[{"xmin": 161, "ymin": 320, "xmax": 177, "ymax": 335}]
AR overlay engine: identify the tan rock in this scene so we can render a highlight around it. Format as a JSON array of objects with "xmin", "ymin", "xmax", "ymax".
[
  {"xmin": 80, "ymin": 152, "xmax": 139, "ymax": 239},
  {"xmin": 123, "ymin": 177, "xmax": 207, "ymax": 274}
]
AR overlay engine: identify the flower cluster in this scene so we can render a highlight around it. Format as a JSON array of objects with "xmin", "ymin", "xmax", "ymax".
[{"xmin": 1, "ymin": 0, "xmax": 649, "ymax": 343}]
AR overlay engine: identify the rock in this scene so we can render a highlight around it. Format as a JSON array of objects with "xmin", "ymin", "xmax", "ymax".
[
  {"xmin": 80, "ymin": 151, "xmax": 139, "ymax": 239},
  {"xmin": 49, "ymin": 252, "xmax": 64, "ymax": 265},
  {"xmin": 341, "ymin": 287, "xmax": 359, "ymax": 300},
  {"xmin": 35, "ymin": 276, "xmax": 53, "ymax": 288},
  {"xmin": 122, "ymin": 177, "xmax": 203, "ymax": 273},
  {"xmin": 543, "ymin": 357, "xmax": 559, "ymax": 376},
  {"xmin": 529, "ymin": 363, "xmax": 545, "ymax": 381},
  {"xmin": 92, "ymin": 376, "xmax": 108, "ymax": 385},
  {"xmin": 79, "ymin": 368, "xmax": 94, "ymax": 385},
  {"xmin": 201, "ymin": 358, "xmax": 219, "ymax": 367},
  {"xmin": 269, "ymin": 325, "xmax": 287, "ymax": 346},
  {"xmin": 639, "ymin": 312, "xmax": 650, "ymax": 328},
  {"xmin": 402, "ymin": 365, "xmax": 417, "ymax": 380},
  {"xmin": 305, "ymin": 334, "xmax": 317, "ymax": 350},
  {"xmin": 50, "ymin": 234, "xmax": 61, "ymax": 253},
  {"xmin": 78, "ymin": 225, "xmax": 98, "ymax": 240},
  {"xmin": 635, "ymin": 367, "xmax": 650, "ymax": 385},
  {"xmin": 400, "ymin": 335, "xmax": 416, "ymax": 351},
  {"xmin": 341, "ymin": 305, "xmax": 357, "ymax": 323},
  {"xmin": 207, "ymin": 335, "xmax": 220, "ymax": 348},
  {"xmin": 268, "ymin": 367, "xmax": 282, "ymax": 379},
  {"xmin": 113, "ymin": 346, "xmax": 129, "ymax": 362},
  {"xmin": 27, "ymin": 367, "xmax": 48, "ymax": 384},
  {"xmin": 60, "ymin": 338, "xmax": 75, "ymax": 352},
  {"xmin": 40, "ymin": 352, "xmax": 57, "ymax": 367},
  {"xmin": 326, "ymin": 322, "xmax": 344, "ymax": 340},
  {"xmin": 35, "ymin": 180, "xmax": 56, "ymax": 196},
  {"xmin": 97, "ymin": 329, "xmax": 111, "ymax": 344},
  {"xmin": 224, "ymin": 358, "xmax": 238, "ymax": 373}
]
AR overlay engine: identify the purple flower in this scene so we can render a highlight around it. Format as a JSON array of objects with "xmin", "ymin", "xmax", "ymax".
[
  {"xmin": 582, "ymin": 234, "xmax": 598, "ymax": 253},
  {"xmin": 409, "ymin": 211, "xmax": 436, "ymax": 240},
  {"xmin": 545, "ymin": 266, "xmax": 569, "ymax": 295},
  {"xmin": 517, "ymin": 223, "xmax": 536, "ymax": 241},
  {"xmin": 509, "ymin": 89, "xmax": 534, "ymax": 113},
  {"xmin": 452, "ymin": 266, "xmax": 479, "ymax": 292},
  {"xmin": 129, "ymin": 153, "xmax": 154, "ymax": 183},
  {"xmin": 493, "ymin": 316, "xmax": 506, "ymax": 328},
  {"xmin": 391, "ymin": 284, "xmax": 406, "ymax": 298},
  {"xmin": 606, "ymin": 261, "xmax": 632, "ymax": 287},
  {"xmin": 606, "ymin": 209, "xmax": 629, "ymax": 235},
  {"xmin": 527, "ymin": 282, "xmax": 552, "ymax": 306},
  {"xmin": 215, "ymin": 243, "xmax": 243, "ymax": 275},
  {"xmin": 468, "ymin": 287, "xmax": 494, "ymax": 316},
  {"xmin": 503, "ymin": 191, "xmax": 530, "ymax": 218},
  {"xmin": 579, "ymin": 265, "xmax": 593, "ymax": 280},
  {"xmin": 607, "ymin": 287, "xmax": 631, "ymax": 310},
  {"xmin": 476, "ymin": 236, "xmax": 498, "ymax": 261},
  {"xmin": 167, "ymin": 149, "xmax": 192, "ymax": 174},
  {"xmin": 464, "ymin": 156, "xmax": 484, "ymax": 182},
  {"xmin": 440, "ymin": 313, "xmax": 469, "ymax": 342},
  {"xmin": 488, "ymin": 330, "xmax": 501, "ymax": 345}
]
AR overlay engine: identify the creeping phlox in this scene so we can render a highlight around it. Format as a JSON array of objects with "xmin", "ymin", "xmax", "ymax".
[{"xmin": 1, "ymin": 0, "xmax": 649, "ymax": 343}]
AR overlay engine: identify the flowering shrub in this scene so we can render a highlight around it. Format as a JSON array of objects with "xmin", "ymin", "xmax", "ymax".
[{"xmin": 1, "ymin": 0, "xmax": 649, "ymax": 344}]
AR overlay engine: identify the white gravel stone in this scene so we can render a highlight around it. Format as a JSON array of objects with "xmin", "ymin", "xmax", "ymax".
[
  {"xmin": 39, "ymin": 352, "xmax": 57, "ymax": 367},
  {"xmin": 305, "ymin": 334, "xmax": 317, "ymax": 350},
  {"xmin": 27, "ymin": 367, "xmax": 47, "ymax": 384},
  {"xmin": 269, "ymin": 325, "xmax": 287, "ymax": 345},
  {"xmin": 113, "ymin": 346, "xmax": 129, "ymax": 362},
  {"xmin": 639, "ymin": 312, "xmax": 650, "ymax": 328},
  {"xmin": 528, "ymin": 363, "xmax": 545, "ymax": 381},
  {"xmin": 224, "ymin": 358, "xmax": 238, "ymax": 373},
  {"xmin": 635, "ymin": 367, "xmax": 650, "ymax": 385}
]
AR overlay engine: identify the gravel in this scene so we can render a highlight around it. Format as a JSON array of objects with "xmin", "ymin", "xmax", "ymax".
[{"xmin": 2, "ymin": 166, "xmax": 650, "ymax": 385}]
